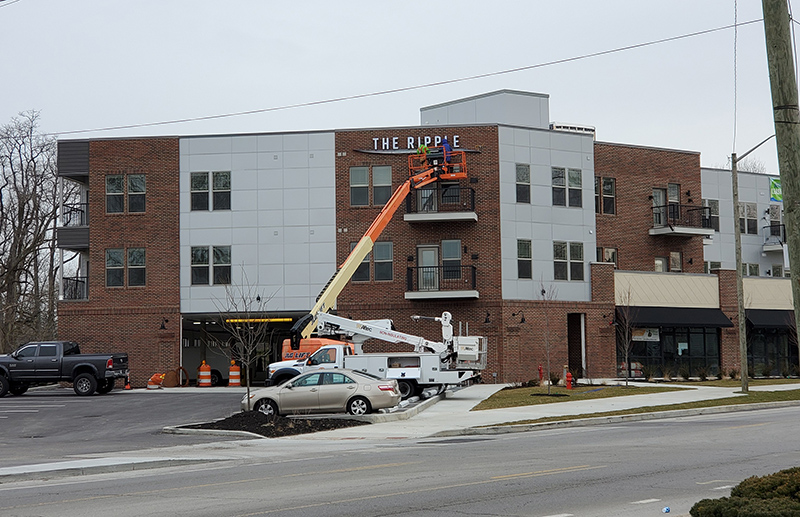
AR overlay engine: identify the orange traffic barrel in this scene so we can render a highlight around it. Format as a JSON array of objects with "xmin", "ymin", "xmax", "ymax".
[
  {"xmin": 147, "ymin": 373, "xmax": 164, "ymax": 390},
  {"xmin": 229, "ymin": 360, "xmax": 241, "ymax": 387},
  {"xmin": 198, "ymin": 361, "xmax": 212, "ymax": 387}
]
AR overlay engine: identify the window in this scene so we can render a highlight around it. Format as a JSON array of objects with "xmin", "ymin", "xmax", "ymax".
[
  {"xmin": 373, "ymin": 166, "xmax": 392, "ymax": 206},
  {"xmin": 703, "ymin": 199, "xmax": 720, "ymax": 231},
  {"xmin": 517, "ymin": 239, "xmax": 532, "ymax": 279},
  {"xmin": 351, "ymin": 242, "xmax": 370, "ymax": 282},
  {"xmin": 191, "ymin": 247, "xmax": 209, "ymax": 285},
  {"xmin": 769, "ymin": 204, "xmax": 782, "ymax": 236},
  {"xmin": 554, "ymin": 241, "xmax": 584, "ymax": 281},
  {"xmin": 212, "ymin": 171, "xmax": 231, "ymax": 210},
  {"xmin": 553, "ymin": 167, "xmax": 581, "ymax": 207},
  {"xmin": 106, "ymin": 248, "xmax": 124, "ymax": 287},
  {"xmin": 16, "ymin": 345, "xmax": 37, "ymax": 358},
  {"xmin": 106, "ymin": 175, "xmax": 124, "ymax": 213},
  {"xmin": 704, "ymin": 261, "xmax": 721, "ymax": 273},
  {"xmin": 128, "ymin": 175, "xmax": 146, "ymax": 213},
  {"xmin": 127, "ymin": 248, "xmax": 146, "ymax": 286},
  {"xmin": 670, "ymin": 251, "xmax": 682, "ymax": 272},
  {"xmin": 442, "ymin": 239, "xmax": 461, "ymax": 280},
  {"xmin": 739, "ymin": 202, "xmax": 758, "ymax": 235},
  {"xmin": 594, "ymin": 177, "xmax": 615, "ymax": 214},
  {"xmin": 441, "ymin": 182, "xmax": 460, "ymax": 204},
  {"xmin": 596, "ymin": 247, "xmax": 618, "ymax": 267},
  {"xmin": 655, "ymin": 257, "xmax": 668, "ymax": 272},
  {"xmin": 374, "ymin": 241, "xmax": 393, "ymax": 281},
  {"xmin": 350, "ymin": 167, "xmax": 369, "ymax": 206},
  {"xmin": 568, "ymin": 169, "xmax": 582, "ymax": 207},
  {"xmin": 743, "ymin": 263, "xmax": 760, "ymax": 277},
  {"xmin": 39, "ymin": 345, "xmax": 57, "ymax": 357},
  {"xmin": 516, "ymin": 164, "xmax": 530, "ymax": 203},
  {"xmin": 213, "ymin": 246, "xmax": 231, "ymax": 284},
  {"xmin": 773, "ymin": 264, "xmax": 783, "ymax": 277},
  {"xmin": 191, "ymin": 172, "xmax": 209, "ymax": 211}
]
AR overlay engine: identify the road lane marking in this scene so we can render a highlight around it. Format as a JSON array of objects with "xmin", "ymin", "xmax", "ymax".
[
  {"xmin": 713, "ymin": 485, "xmax": 736, "ymax": 490},
  {"xmin": 0, "ymin": 463, "xmax": 607, "ymax": 514},
  {"xmin": 725, "ymin": 422, "xmax": 770, "ymax": 430},
  {"xmin": 540, "ymin": 514, "xmax": 574, "ymax": 517},
  {"xmin": 631, "ymin": 498, "xmax": 661, "ymax": 504},
  {"xmin": 282, "ymin": 461, "xmax": 422, "ymax": 477},
  {"xmin": 491, "ymin": 465, "xmax": 595, "ymax": 479},
  {"xmin": 0, "ymin": 410, "xmax": 39, "ymax": 413},
  {"xmin": 697, "ymin": 479, "xmax": 737, "ymax": 484}
]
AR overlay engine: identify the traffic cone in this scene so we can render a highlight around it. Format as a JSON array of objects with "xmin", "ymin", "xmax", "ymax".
[{"xmin": 124, "ymin": 377, "xmax": 132, "ymax": 390}]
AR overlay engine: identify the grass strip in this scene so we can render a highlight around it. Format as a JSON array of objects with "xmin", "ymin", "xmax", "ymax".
[{"xmin": 483, "ymin": 388, "xmax": 800, "ymax": 427}]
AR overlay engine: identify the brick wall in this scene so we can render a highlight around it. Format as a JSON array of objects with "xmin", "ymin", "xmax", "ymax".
[
  {"xmin": 715, "ymin": 268, "xmax": 742, "ymax": 373},
  {"xmin": 594, "ymin": 142, "xmax": 706, "ymax": 273},
  {"xmin": 58, "ymin": 138, "xmax": 181, "ymax": 387}
]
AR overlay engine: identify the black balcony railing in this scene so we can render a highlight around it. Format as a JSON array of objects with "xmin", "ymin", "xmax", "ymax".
[
  {"xmin": 651, "ymin": 204, "xmax": 711, "ymax": 229},
  {"xmin": 406, "ymin": 265, "xmax": 477, "ymax": 292},
  {"xmin": 763, "ymin": 223, "xmax": 786, "ymax": 246},
  {"xmin": 405, "ymin": 186, "xmax": 475, "ymax": 214},
  {"xmin": 61, "ymin": 203, "xmax": 88, "ymax": 227},
  {"xmin": 62, "ymin": 276, "xmax": 88, "ymax": 300}
]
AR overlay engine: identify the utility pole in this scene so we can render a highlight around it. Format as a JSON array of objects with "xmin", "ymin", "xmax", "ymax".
[
  {"xmin": 762, "ymin": 1, "xmax": 800, "ymax": 367},
  {"xmin": 731, "ymin": 153, "xmax": 749, "ymax": 392}
]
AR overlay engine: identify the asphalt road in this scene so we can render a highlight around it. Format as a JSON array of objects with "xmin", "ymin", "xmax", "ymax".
[
  {"xmin": 0, "ymin": 386, "xmax": 246, "ymax": 468},
  {"xmin": 2, "ymin": 405, "xmax": 798, "ymax": 516}
]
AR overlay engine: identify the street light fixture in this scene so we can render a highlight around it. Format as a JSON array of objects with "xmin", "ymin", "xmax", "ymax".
[{"xmin": 731, "ymin": 134, "xmax": 775, "ymax": 394}]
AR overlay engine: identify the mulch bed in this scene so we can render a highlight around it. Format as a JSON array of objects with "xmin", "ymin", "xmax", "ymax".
[{"xmin": 183, "ymin": 411, "xmax": 370, "ymax": 438}]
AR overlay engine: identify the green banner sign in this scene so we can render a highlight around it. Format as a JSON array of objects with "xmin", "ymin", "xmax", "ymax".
[{"xmin": 771, "ymin": 178, "xmax": 783, "ymax": 202}]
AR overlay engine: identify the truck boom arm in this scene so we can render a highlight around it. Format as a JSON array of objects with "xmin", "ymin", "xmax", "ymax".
[{"xmin": 290, "ymin": 148, "xmax": 468, "ymax": 346}]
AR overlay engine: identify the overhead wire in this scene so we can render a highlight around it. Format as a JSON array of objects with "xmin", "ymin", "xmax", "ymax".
[
  {"xmin": 48, "ymin": 17, "xmax": 764, "ymax": 137},
  {"xmin": 733, "ymin": 0, "xmax": 738, "ymax": 155},
  {"xmin": 0, "ymin": 0, "xmax": 24, "ymax": 7}
]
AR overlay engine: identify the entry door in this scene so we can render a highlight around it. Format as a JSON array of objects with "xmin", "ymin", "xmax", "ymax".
[
  {"xmin": 652, "ymin": 188, "xmax": 667, "ymax": 226},
  {"xmin": 417, "ymin": 187, "xmax": 438, "ymax": 213},
  {"xmin": 418, "ymin": 246, "xmax": 439, "ymax": 291},
  {"xmin": 567, "ymin": 314, "xmax": 585, "ymax": 377}
]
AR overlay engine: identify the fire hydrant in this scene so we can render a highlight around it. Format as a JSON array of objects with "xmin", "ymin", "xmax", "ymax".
[
  {"xmin": 538, "ymin": 364, "xmax": 543, "ymax": 382},
  {"xmin": 566, "ymin": 371, "xmax": 573, "ymax": 390}
]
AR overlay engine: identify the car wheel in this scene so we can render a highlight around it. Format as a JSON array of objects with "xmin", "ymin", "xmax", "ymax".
[
  {"xmin": 254, "ymin": 398, "xmax": 278, "ymax": 417},
  {"xmin": 9, "ymin": 384, "xmax": 28, "ymax": 396},
  {"xmin": 347, "ymin": 396, "xmax": 371, "ymax": 415},
  {"xmin": 73, "ymin": 373, "xmax": 98, "ymax": 396},
  {"xmin": 97, "ymin": 379, "xmax": 115, "ymax": 394},
  {"xmin": 0, "ymin": 376, "xmax": 9, "ymax": 398},
  {"xmin": 397, "ymin": 379, "xmax": 416, "ymax": 399}
]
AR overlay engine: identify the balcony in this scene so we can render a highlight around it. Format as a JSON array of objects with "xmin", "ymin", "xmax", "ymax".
[
  {"xmin": 763, "ymin": 224, "xmax": 786, "ymax": 253},
  {"xmin": 62, "ymin": 276, "xmax": 88, "ymax": 301},
  {"xmin": 56, "ymin": 202, "xmax": 89, "ymax": 250},
  {"xmin": 405, "ymin": 266, "xmax": 479, "ymax": 300},
  {"xmin": 649, "ymin": 204, "xmax": 714, "ymax": 237},
  {"xmin": 404, "ymin": 185, "xmax": 477, "ymax": 223}
]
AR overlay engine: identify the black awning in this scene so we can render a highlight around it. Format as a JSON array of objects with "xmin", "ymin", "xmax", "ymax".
[
  {"xmin": 618, "ymin": 306, "xmax": 733, "ymax": 328},
  {"xmin": 746, "ymin": 309, "xmax": 795, "ymax": 329}
]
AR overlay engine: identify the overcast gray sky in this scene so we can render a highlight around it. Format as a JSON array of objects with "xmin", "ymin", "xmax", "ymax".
[{"xmin": 0, "ymin": 0, "xmax": 782, "ymax": 172}]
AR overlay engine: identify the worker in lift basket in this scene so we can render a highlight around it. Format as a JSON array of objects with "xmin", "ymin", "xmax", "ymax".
[{"xmin": 417, "ymin": 143, "xmax": 429, "ymax": 167}]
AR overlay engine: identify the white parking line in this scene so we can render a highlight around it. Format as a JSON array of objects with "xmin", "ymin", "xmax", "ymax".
[
  {"xmin": 0, "ymin": 410, "xmax": 39, "ymax": 413},
  {"xmin": 630, "ymin": 498, "xmax": 661, "ymax": 504},
  {"xmin": 713, "ymin": 485, "xmax": 736, "ymax": 490}
]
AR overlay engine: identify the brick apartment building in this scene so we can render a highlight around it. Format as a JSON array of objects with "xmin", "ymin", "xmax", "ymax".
[{"xmin": 54, "ymin": 90, "xmax": 795, "ymax": 386}]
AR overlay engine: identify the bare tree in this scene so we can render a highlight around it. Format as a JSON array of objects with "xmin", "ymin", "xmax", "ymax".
[
  {"xmin": 539, "ymin": 281, "xmax": 558, "ymax": 395},
  {"xmin": 0, "ymin": 111, "xmax": 58, "ymax": 352},
  {"xmin": 615, "ymin": 287, "xmax": 638, "ymax": 386},
  {"xmin": 209, "ymin": 270, "xmax": 276, "ymax": 407}
]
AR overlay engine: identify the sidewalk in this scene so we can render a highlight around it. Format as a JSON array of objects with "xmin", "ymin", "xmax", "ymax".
[{"xmin": 2, "ymin": 382, "xmax": 800, "ymax": 482}]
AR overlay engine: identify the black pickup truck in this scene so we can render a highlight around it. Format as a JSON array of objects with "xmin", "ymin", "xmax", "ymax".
[{"xmin": 0, "ymin": 341, "xmax": 129, "ymax": 397}]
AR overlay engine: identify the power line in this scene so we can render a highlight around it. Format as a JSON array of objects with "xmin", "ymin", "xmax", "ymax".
[
  {"xmin": 0, "ymin": 0, "xmax": 24, "ymax": 8},
  {"xmin": 49, "ymin": 18, "xmax": 764, "ymax": 137}
]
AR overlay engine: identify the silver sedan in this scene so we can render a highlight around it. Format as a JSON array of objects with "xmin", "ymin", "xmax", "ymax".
[{"xmin": 241, "ymin": 369, "xmax": 400, "ymax": 416}]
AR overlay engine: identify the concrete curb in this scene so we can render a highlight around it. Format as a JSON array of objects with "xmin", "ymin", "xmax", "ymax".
[
  {"xmin": 0, "ymin": 458, "xmax": 210, "ymax": 483},
  {"xmin": 161, "ymin": 392, "xmax": 447, "ymax": 438},
  {"xmin": 430, "ymin": 400, "xmax": 800, "ymax": 437}
]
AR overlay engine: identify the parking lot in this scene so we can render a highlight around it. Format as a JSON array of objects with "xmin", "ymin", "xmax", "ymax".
[{"xmin": 0, "ymin": 386, "xmax": 247, "ymax": 468}]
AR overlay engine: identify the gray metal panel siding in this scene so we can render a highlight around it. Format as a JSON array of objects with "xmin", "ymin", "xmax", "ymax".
[{"xmin": 57, "ymin": 141, "xmax": 89, "ymax": 176}]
